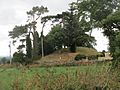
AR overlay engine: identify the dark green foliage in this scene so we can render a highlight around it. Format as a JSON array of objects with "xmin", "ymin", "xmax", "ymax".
[
  {"xmin": 62, "ymin": 6, "xmax": 79, "ymax": 52},
  {"xmin": 102, "ymin": 11, "xmax": 120, "ymax": 68},
  {"xmin": 46, "ymin": 24, "xmax": 64, "ymax": 50},
  {"xmin": 88, "ymin": 55, "xmax": 98, "ymax": 60},
  {"xmin": 70, "ymin": 43, "xmax": 76, "ymax": 53},
  {"xmin": 39, "ymin": 36, "xmax": 55, "ymax": 56},
  {"xmin": 42, "ymin": 3, "xmax": 96, "ymax": 53},
  {"xmin": 62, "ymin": 4, "xmax": 95, "ymax": 52},
  {"xmin": 112, "ymin": 33, "xmax": 120, "ymax": 68},
  {"xmin": 75, "ymin": 54, "xmax": 86, "ymax": 61},
  {"xmin": 77, "ymin": 0, "xmax": 120, "ymax": 68},
  {"xmin": 27, "ymin": 6, "xmax": 49, "ymax": 17},
  {"xmin": 26, "ymin": 35, "xmax": 32, "ymax": 59},
  {"xmin": 38, "ymin": 24, "xmax": 65, "ymax": 56},
  {"xmin": 76, "ymin": 34, "xmax": 96, "ymax": 48},
  {"xmin": 12, "ymin": 52, "xmax": 26, "ymax": 64},
  {"xmin": 77, "ymin": 0, "xmax": 120, "ymax": 27},
  {"xmin": 9, "ymin": 25, "xmax": 27, "ymax": 39},
  {"xmin": 43, "ymin": 38, "xmax": 55, "ymax": 55},
  {"xmin": 102, "ymin": 50, "xmax": 106, "ymax": 57}
]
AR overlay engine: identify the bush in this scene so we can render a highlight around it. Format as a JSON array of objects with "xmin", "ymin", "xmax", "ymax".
[
  {"xmin": 98, "ymin": 52, "xmax": 105, "ymax": 57},
  {"xmin": 12, "ymin": 52, "xmax": 26, "ymax": 65},
  {"xmin": 75, "ymin": 54, "xmax": 86, "ymax": 61},
  {"xmin": 88, "ymin": 55, "xmax": 98, "ymax": 60}
]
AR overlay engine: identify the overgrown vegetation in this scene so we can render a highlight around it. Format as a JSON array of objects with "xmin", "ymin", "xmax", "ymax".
[{"xmin": 0, "ymin": 63, "xmax": 119, "ymax": 90}]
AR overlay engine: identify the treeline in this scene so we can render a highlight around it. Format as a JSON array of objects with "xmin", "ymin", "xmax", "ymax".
[
  {"xmin": 9, "ymin": 0, "xmax": 120, "ymax": 67},
  {"xmin": 0, "ymin": 57, "xmax": 10, "ymax": 64}
]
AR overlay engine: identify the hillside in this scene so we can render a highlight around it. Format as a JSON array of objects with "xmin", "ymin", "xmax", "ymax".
[{"xmin": 37, "ymin": 47, "xmax": 98, "ymax": 65}]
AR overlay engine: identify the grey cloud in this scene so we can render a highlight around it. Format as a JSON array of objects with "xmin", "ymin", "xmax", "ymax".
[
  {"xmin": 41, "ymin": 0, "xmax": 76, "ymax": 14},
  {"xmin": 0, "ymin": 0, "xmax": 76, "ymax": 25},
  {"xmin": 0, "ymin": 8, "xmax": 22, "ymax": 25}
]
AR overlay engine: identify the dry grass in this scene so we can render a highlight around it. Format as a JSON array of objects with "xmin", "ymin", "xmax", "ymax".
[
  {"xmin": 38, "ymin": 47, "xmax": 98, "ymax": 64},
  {"xmin": 0, "ymin": 63, "xmax": 119, "ymax": 90},
  {"xmin": 10, "ymin": 65, "xmax": 120, "ymax": 90}
]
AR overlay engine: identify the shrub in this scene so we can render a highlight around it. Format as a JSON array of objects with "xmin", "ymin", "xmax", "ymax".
[
  {"xmin": 98, "ymin": 52, "xmax": 105, "ymax": 57},
  {"xmin": 12, "ymin": 52, "xmax": 26, "ymax": 65},
  {"xmin": 60, "ymin": 48, "xmax": 69, "ymax": 53},
  {"xmin": 88, "ymin": 55, "xmax": 98, "ymax": 60},
  {"xmin": 75, "ymin": 54, "xmax": 86, "ymax": 61}
]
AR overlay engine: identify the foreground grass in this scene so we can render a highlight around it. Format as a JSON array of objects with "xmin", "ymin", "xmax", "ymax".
[{"xmin": 0, "ymin": 63, "xmax": 119, "ymax": 90}]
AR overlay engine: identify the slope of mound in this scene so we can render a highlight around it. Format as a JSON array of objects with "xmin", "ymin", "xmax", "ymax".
[
  {"xmin": 39, "ymin": 47, "xmax": 98, "ymax": 63},
  {"xmin": 76, "ymin": 47, "xmax": 98, "ymax": 56}
]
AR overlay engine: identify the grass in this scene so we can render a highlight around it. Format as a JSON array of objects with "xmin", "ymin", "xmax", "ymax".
[
  {"xmin": 0, "ymin": 63, "xmax": 119, "ymax": 90},
  {"xmin": 76, "ymin": 47, "xmax": 98, "ymax": 56}
]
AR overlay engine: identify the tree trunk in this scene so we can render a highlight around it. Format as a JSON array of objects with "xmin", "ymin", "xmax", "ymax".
[{"xmin": 70, "ymin": 42, "xmax": 76, "ymax": 53}]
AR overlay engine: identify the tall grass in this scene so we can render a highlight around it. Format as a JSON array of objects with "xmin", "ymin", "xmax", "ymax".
[{"xmin": 0, "ymin": 63, "xmax": 120, "ymax": 90}]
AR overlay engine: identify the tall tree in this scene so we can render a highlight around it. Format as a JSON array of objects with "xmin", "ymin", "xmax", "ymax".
[
  {"xmin": 9, "ymin": 6, "xmax": 49, "ymax": 59},
  {"xmin": 26, "ymin": 34, "xmax": 32, "ymax": 59},
  {"xmin": 42, "ymin": 3, "xmax": 96, "ymax": 52},
  {"xmin": 27, "ymin": 6, "xmax": 49, "ymax": 58}
]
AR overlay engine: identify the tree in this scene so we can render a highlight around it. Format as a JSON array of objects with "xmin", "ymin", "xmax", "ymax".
[
  {"xmin": 42, "ymin": 3, "xmax": 96, "ymax": 53},
  {"xmin": 27, "ymin": 6, "xmax": 49, "ymax": 58},
  {"xmin": 38, "ymin": 24, "xmax": 64, "ymax": 56},
  {"xmin": 62, "ymin": 4, "xmax": 96, "ymax": 52},
  {"xmin": 0, "ymin": 57, "xmax": 8, "ymax": 64},
  {"xmin": 46, "ymin": 24, "xmax": 64, "ymax": 49},
  {"xmin": 102, "ymin": 11, "xmax": 120, "ymax": 68},
  {"xmin": 9, "ymin": 6, "xmax": 49, "ymax": 59},
  {"xmin": 26, "ymin": 34, "xmax": 32, "ymax": 59},
  {"xmin": 74, "ymin": 0, "xmax": 120, "ymax": 68},
  {"xmin": 62, "ymin": 6, "xmax": 79, "ymax": 52}
]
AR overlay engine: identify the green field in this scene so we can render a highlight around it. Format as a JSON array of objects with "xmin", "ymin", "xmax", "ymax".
[{"xmin": 0, "ymin": 63, "xmax": 119, "ymax": 90}]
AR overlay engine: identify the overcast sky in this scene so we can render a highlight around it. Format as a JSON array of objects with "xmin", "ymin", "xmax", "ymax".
[{"xmin": 0, "ymin": 0, "xmax": 108, "ymax": 56}]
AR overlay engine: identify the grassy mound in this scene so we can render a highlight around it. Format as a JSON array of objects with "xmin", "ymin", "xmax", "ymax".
[
  {"xmin": 38, "ymin": 47, "xmax": 98, "ymax": 64},
  {"xmin": 76, "ymin": 47, "xmax": 98, "ymax": 56}
]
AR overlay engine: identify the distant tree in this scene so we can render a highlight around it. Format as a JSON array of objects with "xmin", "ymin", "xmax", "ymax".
[{"xmin": 0, "ymin": 57, "xmax": 8, "ymax": 64}]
